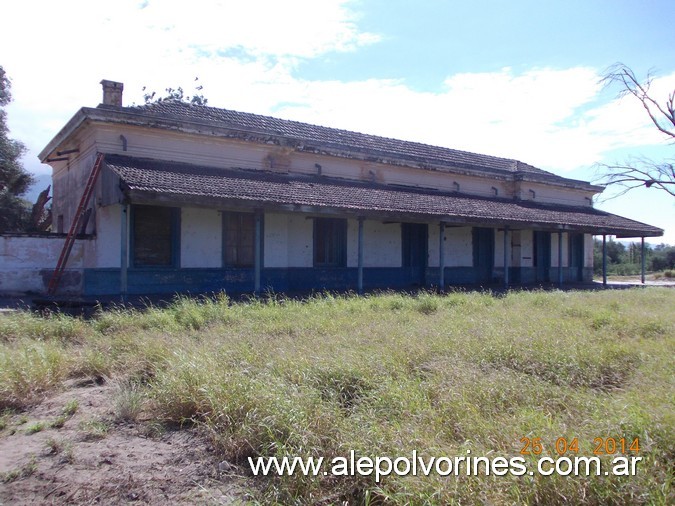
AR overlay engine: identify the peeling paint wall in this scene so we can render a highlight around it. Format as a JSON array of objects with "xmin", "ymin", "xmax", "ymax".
[
  {"xmin": 346, "ymin": 220, "xmax": 401, "ymax": 268},
  {"xmin": 510, "ymin": 230, "xmax": 522, "ymax": 268},
  {"xmin": 286, "ymin": 214, "xmax": 313, "ymax": 267},
  {"xmin": 584, "ymin": 234, "xmax": 594, "ymax": 267},
  {"xmin": 181, "ymin": 208, "xmax": 222, "ymax": 268},
  {"xmin": 428, "ymin": 226, "xmax": 473, "ymax": 267},
  {"xmin": 86, "ymin": 204, "xmax": 122, "ymax": 268},
  {"xmin": 48, "ymin": 122, "xmax": 594, "ymax": 225},
  {"xmin": 264, "ymin": 213, "xmax": 289, "ymax": 268},
  {"xmin": 0, "ymin": 235, "xmax": 87, "ymax": 294},
  {"xmin": 365, "ymin": 221, "xmax": 401, "ymax": 268},
  {"xmin": 51, "ymin": 142, "xmax": 100, "ymax": 235},
  {"xmin": 494, "ymin": 230, "xmax": 532, "ymax": 267},
  {"xmin": 518, "ymin": 181, "xmax": 593, "ymax": 207}
]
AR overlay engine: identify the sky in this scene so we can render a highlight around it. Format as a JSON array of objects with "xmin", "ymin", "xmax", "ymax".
[{"xmin": 1, "ymin": 0, "xmax": 674, "ymax": 243}]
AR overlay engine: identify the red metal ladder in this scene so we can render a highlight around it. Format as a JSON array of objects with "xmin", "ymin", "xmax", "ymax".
[{"xmin": 47, "ymin": 153, "xmax": 105, "ymax": 296}]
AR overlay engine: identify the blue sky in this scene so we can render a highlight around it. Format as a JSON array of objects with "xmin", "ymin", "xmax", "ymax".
[{"xmin": 2, "ymin": 0, "xmax": 674, "ymax": 242}]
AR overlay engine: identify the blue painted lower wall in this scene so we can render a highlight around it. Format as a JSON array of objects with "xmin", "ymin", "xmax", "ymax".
[
  {"xmin": 84, "ymin": 267, "xmax": 421, "ymax": 295},
  {"xmin": 83, "ymin": 265, "xmax": 594, "ymax": 296}
]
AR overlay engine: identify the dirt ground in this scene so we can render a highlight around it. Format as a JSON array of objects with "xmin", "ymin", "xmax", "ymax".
[{"xmin": 0, "ymin": 379, "xmax": 250, "ymax": 505}]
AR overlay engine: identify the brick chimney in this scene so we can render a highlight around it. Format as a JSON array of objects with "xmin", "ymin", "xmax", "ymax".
[{"xmin": 100, "ymin": 80, "xmax": 124, "ymax": 106}]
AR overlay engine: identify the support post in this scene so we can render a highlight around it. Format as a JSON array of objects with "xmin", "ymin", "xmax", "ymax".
[
  {"xmin": 602, "ymin": 235, "xmax": 607, "ymax": 287},
  {"xmin": 120, "ymin": 204, "xmax": 129, "ymax": 303},
  {"xmin": 357, "ymin": 217, "xmax": 364, "ymax": 294},
  {"xmin": 558, "ymin": 230, "xmax": 563, "ymax": 287},
  {"xmin": 641, "ymin": 237, "xmax": 646, "ymax": 284},
  {"xmin": 439, "ymin": 221, "xmax": 446, "ymax": 292},
  {"xmin": 254, "ymin": 212, "xmax": 262, "ymax": 296},
  {"xmin": 503, "ymin": 226, "xmax": 509, "ymax": 289}
]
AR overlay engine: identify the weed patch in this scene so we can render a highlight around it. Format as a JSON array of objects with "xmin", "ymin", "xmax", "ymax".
[
  {"xmin": 112, "ymin": 380, "xmax": 146, "ymax": 422},
  {"xmin": 310, "ymin": 368, "xmax": 373, "ymax": 411},
  {"xmin": 0, "ymin": 288, "xmax": 672, "ymax": 504},
  {"xmin": 1, "ymin": 457, "xmax": 37, "ymax": 483},
  {"xmin": 78, "ymin": 419, "xmax": 111, "ymax": 441}
]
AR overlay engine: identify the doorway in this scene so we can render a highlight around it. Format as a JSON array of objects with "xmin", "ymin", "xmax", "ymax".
[
  {"xmin": 472, "ymin": 227, "xmax": 494, "ymax": 283},
  {"xmin": 533, "ymin": 231, "xmax": 551, "ymax": 282},
  {"xmin": 402, "ymin": 223, "xmax": 428, "ymax": 286}
]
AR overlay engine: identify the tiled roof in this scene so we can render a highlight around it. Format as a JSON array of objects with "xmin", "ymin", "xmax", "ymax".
[
  {"xmin": 120, "ymin": 101, "xmax": 560, "ymax": 179},
  {"xmin": 106, "ymin": 155, "xmax": 662, "ymax": 237}
]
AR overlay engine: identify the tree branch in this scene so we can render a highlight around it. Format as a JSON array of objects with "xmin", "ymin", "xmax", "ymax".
[
  {"xmin": 597, "ymin": 64, "xmax": 675, "ymax": 199},
  {"xmin": 602, "ymin": 63, "xmax": 675, "ymax": 140},
  {"xmin": 595, "ymin": 158, "xmax": 675, "ymax": 199}
]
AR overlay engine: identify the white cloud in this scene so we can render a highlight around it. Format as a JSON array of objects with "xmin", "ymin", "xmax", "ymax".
[
  {"xmin": 2, "ymin": 0, "xmax": 674, "ymax": 196},
  {"xmin": 1, "ymin": 0, "xmax": 379, "ymax": 175},
  {"xmin": 262, "ymin": 67, "xmax": 675, "ymax": 174}
]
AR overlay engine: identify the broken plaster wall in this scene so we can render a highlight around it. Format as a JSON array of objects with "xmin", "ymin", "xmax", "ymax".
[
  {"xmin": 347, "ymin": 219, "xmax": 401, "ymax": 268},
  {"xmin": 0, "ymin": 234, "xmax": 87, "ymax": 295},
  {"xmin": 428, "ymin": 226, "xmax": 473, "ymax": 268}
]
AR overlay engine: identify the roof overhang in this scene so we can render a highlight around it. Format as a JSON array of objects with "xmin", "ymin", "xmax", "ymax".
[{"xmin": 105, "ymin": 155, "xmax": 663, "ymax": 238}]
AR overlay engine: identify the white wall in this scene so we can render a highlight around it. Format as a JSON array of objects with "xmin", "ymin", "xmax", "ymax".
[
  {"xmin": 584, "ymin": 234, "xmax": 593, "ymax": 267},
  {"xmin": 362, "ymin": 220, "xmax": 401, "ymax": 268},
  {"xmin": 510, "ymin": 230, "xmax": 522, "ymax": 268},
  {"xmin": 286, "ymin": 214, "xmax": 313, "ymax": 267},
  {"xmin": 181, "ymin": 208, "xmax": 222, "ymax": 268},
  {"xmin": 493, "ymin": 229, "xmax": 538, "ymax": 268},
  {"xmin": 518, "ymin": 181, "xmax": 593, "ymax": 207},
  {"xmin": 264, "ymin": 213, "xmax": 289, "ymax": 268},
  {"xmin": 445, "ymin": 227, "xmax": 473, "ymax": 267},
  {"xmin": 87, "ymin": 204, "xmax": 122, "ymax": 268},
  {"xmin": 0, "ymin": 235, "xmax": 86, "ymax": 294},
  {"xmin": 429, "ymin": 225, "xmax": 473, "ymax": 267}
]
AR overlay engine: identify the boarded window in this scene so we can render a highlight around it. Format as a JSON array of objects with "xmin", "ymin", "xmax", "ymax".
[
  {"xmin": 223, "ymin": 212, "xmax": 255, "ymax": 267},
  {"xmin": 132, "ymin": 205, "xmax": 178, "ymax": 267},
  {"xmin": 314, "ymin": 218, "xmax": 347, "ymax": 267}
]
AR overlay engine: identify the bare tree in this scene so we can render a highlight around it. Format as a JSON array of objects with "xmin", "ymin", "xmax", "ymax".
[{"xmin": 596, "ymin": 63, "xmax": 675, "ymax": 198}]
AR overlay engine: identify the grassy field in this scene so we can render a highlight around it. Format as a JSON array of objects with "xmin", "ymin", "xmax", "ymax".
[{"xmin": 1, "ymin": 288, "xmax": 673, "ymax": 504}]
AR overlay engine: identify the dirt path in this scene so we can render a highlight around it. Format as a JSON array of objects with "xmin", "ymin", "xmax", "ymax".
[{"xmin": 0, "ymin": 379, "xmax": 248, "ymax": 505}]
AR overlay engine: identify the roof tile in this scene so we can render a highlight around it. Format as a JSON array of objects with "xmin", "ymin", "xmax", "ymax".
[{"xmin": 106, "ymin": 155, "xmax": 662, "ymax": 237}]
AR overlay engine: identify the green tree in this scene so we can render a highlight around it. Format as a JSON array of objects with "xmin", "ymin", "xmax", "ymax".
[
  {"xmin": 0, "ymin": 66, "xmax": 34, "ymax": 232},
  {"xmin": 650, "ymin": 243, "xmax": 675, "ymax": 271},
  {"xmin": 141, "ymin": 77, "xmax": 208, "ymax": 106}
]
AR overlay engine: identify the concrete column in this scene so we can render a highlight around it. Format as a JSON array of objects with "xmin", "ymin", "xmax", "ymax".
[
  {"xmin": 641, "ymin": 237, "xmax": 646, "ymax": 284},
  {"xmin": 357, "ymin": 217, "xmax": 364, "ymax": 294},
  {"xmin": 254, "ymin": 212, "xmax": 262, "ymax": 296},
  {"xmin": 602, "ymin": 235, "xmax": 607, "ymax": 287},
  {"xmin": 120, "ymin": 204, "xmax": 129, "ymax": 303},
  {"xmin": 503, "ymin": 226, "xmax": 510, "ymax": 288},
  {"xmin": 439, "ymin": 221, "xmax": 446, "ymax": 292},
  {"xmin": 558, "ymin": 230, "xmax": 563, "ymax": 287}
]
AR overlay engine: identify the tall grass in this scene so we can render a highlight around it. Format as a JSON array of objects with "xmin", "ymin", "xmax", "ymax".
[{"xmin": 0, "ymin": 288, "xmax": 672, "ymax": 504}]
